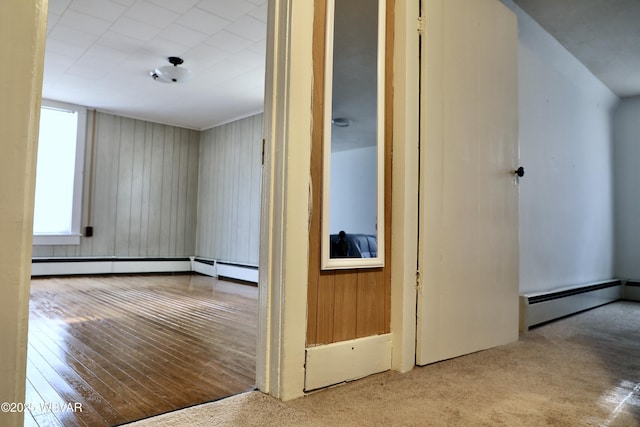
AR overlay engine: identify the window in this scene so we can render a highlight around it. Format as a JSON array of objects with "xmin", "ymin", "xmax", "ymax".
[{"xmin": 33, "ymin": 100, "xmax": 87, "ymax": 245}]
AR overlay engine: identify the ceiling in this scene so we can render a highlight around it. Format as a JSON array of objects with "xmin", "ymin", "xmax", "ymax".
[
  {"xmin": 44, "ymin": 0, "xmax": 640, "ymax": 132},
  {"xmin": 512, "ymin": 0, "xmax": 640, "ymax": 98},
  {"xmin": 44, "ymin": 0, "xmax": 267, "ymax": 131}
]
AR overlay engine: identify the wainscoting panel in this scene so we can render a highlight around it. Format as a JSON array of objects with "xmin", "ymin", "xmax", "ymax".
[
  {"xmin": 196, "ymin": 114, "xmax": 262, "ymax": 266},
  {"xmin": 32, "ymin": 112, "xmax": 199, "ymax": 259}
]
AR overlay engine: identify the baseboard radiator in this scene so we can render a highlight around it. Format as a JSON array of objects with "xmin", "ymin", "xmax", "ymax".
[
  {"xmin": 192, "ymin": 257, "xmax": 258, "ymax": 284},
  {"xmin": 624, "ymin": 281, "xmax": 640, "ymax": 302},
  {"xmin": 32, "ymin": 257, "xmax": 192, "ymax": 276},
  {"xmin": 519, "ymin": 280, "xmax": 623, "ymax": 331},
  {"xmin": 32, "ymin": 256, "xmax": 259, "ymax": 284}
]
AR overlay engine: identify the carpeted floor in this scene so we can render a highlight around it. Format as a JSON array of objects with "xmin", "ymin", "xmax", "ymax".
[{"xmin": 125, "ymin": 301, "xmax": 640, "ymax": 426}]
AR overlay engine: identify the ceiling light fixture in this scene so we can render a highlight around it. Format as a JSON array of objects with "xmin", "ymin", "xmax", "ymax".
[{"xmin": 150, "ymin": 56, "xmax": 193, "ymax": 83}]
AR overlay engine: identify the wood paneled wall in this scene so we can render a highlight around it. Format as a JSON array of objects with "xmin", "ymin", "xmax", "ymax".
[
  {"xmin": 32, "ymin": 112, "xmax": 200, "ymax": 258},
  {"xmin": 306, "ymin": 0, "xmax": 394, "ymax": 345},
  {"xmin": 196, "ymin": 114, "xmax": 262, "ymax": 266}
]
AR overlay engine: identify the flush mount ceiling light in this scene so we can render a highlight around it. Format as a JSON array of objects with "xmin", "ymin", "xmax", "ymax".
[{"xmin": 150, "ymin": 56, "xmax": 193, "ymax": 83}]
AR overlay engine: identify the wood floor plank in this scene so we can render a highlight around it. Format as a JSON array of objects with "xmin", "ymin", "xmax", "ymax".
[{"xmin": 28, "ymin": 274, "xmax": 258, "ymax": 426}]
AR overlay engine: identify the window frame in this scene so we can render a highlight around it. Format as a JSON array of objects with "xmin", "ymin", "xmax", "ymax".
[{"xmin": 32, "ymin": 99, "xmax": 87, "ymax": 246}]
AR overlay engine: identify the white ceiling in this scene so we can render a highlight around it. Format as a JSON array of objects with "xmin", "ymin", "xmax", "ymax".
[
  {"xmin": 44, "ymin": 0, "xmax": 268, "ymax": 131},
  {"xmin": 45, "ymin": 0, "xmax": 639, "ymax": 132},
  {"xmin": 513, "ymin": 0, "xmax": 640, "ymax": 98}
]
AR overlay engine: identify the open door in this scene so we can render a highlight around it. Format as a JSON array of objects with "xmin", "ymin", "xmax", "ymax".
[{"xmin": 416, "ymin": 0, "xmax": 520, "ymax": 365}]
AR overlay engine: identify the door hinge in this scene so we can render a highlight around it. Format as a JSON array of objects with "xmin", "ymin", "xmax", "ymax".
[
  {"xmin": 417, "ymin": 16, "xmax": 424, "ymax": 36},
  {"xmin": 261, "ymin": 138, "xmax": 266, "ymax": 166},
  {"xmin": 416, "ymin": 270, "xmax": 423, "ymax": 292}
]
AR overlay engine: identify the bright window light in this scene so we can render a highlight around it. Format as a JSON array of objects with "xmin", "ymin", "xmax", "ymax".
[
  {"xmin": 33, "ymin": 107, "xmax": 78, "ymax": 234},
  {"xmin": 33, "ymin": 101, "xmax": 86, "ymax": 245}
]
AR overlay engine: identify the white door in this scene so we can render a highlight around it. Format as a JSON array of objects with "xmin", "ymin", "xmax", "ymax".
[{"xmin": 416, "ymin": 0, "xmax": 520, "ymax": 365}]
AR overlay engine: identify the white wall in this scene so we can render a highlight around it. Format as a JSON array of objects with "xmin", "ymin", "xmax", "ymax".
[
  {"xmin": 196, "ymin": 114, "xmax": 262, "ymax": 265},
  {"xmin": 613, "ymin": 97, "xmax": 640, "ymax": 279},
  {"xmin": 329, "ymin": 145, "xmax": 377, "ymax": 235},
  {"xmin": 502, "ymin": 0, "xmax": 619, "ymax": 294},
  {"xmin": 32, "ymin": 112, "xmax": 200, "ymax": 258}
]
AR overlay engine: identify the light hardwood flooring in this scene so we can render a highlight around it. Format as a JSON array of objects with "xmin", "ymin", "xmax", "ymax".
[{"xmin": 25, "ymin": 274, "xmax": 258, "ymax": 427}]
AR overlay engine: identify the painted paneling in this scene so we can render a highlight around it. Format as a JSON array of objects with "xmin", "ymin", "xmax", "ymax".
[
  {"xmin": 613, "ymin": 97, "xmax": 640, "ymax": 279},
  {"xmin": 32, "ymin": 112, "xmax": 199, "ymax": 258},
  {"xmin": 501, "ymin": 0, "xmax": 619, "ymax": 294},
  {"xmin": 196, "ymin": 114, "xmax": 263, "ymax": 266}
]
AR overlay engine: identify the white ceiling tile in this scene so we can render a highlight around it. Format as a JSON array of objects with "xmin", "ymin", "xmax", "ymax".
[
  {"xmin": 248, "ymin": 3, "xmax": 268, "ymax": 23},
  {"xmin": 84, "ymin": 44, "xmax": 131, "ymax": 63},
  {"xmin": 224, "ymin": 15, "xmax": 266, "ymax": 42},
  {"xmin": 226, "ymin": 50, "xmax": 264, "ymax": 68},
  {"xmin": 45, "ymin": 38, "xmax": 87, "ymax": 59},
  {"xmin": 178, "ymin": 8, "xmax": 230, "ymax": 35},
  {"xmin": 125, "ymin": 1, "xmax": 180, "ymax": 28},
  {"xmin": 69, "ymin": 0, "xmax": 127, "ymax": 23},
  {"xmin": 146, "ymin": 0, "xmax": 201, "ymax": 14},
  {"xmin": 246, "ymin": 0, "xmax": 267, "ymax": 5},
  {"xmin": 205, "ymin": 30, "xmax": 253, "ymax": 53},
  {"xmin": 49, "ymin": 25, "xmax": 98, "ymax": 49},
  {"xmin": 48, "ymin": 0, "xmax": 72, "ymax": 15},
  {"xmin": 157, "ymin": 23, "xmax": 209, "ymax": 47},
  {"xmin": 196, "ymin": 0, "xmax": 255, "ymax": 22},
  {"xmin": 111, "ymin": 0, "xmax": 137, "ymax": 6},
  {"xmin": 46, "ymin": 13, "xmax": 61, "ymax": 33},
  {"xmin": 144, "ymin": 38, "xmax": 191, "ymax": 58},
  {"xmin": 248, "ymin": 39, "xmax": 266, "ymax": 55},
  {"xmin": 58, "ymin": 9, "xmax": 113, "ymax": 36},
  {"xmin": 96, "ymin": 32, "xmax": 145, "ymax": 54},
  {"xmin": 111, "ymin": 16, "xmax": 163, "ymax": 41},
  {"xmin": 184, "ymin": 43, "xmax": 231, "ymax": 68}
]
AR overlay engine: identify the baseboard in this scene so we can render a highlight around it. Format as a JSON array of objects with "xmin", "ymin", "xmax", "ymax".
[
  {"xmin": 304, "ymin": 334, "xmax": 392, "ymax": 392},
  {"xmin": 519, "ymin": 280, "xmax": 623, "ymax": 331},
  {"xmin": 192, "ymin": 258, "xmax": 258, "ymax": 284},
  {"xmin": 31, "ymin": 257, "xmax": 192, "ymax": 276},
  {"xmin": 624, "ymin": 281, "xmax": 640, "ymax": 302}
]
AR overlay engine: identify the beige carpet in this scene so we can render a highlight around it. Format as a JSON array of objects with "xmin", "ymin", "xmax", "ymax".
[{"xmin": 125, "ymin": 301, "xmax": 640, "ymax": 426}]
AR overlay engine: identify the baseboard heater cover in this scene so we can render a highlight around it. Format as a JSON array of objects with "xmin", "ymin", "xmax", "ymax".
[
  {"xmin": 519, "ymin": 280, "xmax": 622, "ymax": 331},
  {"xmin": 31, "ymin": 257, "xmax": 192, "ymax": 276},
  {"xmin": 624, "ymin": 281, "xmax": 640, "ymax": 302},
  {"xmin": 193, "ymin": 258, "xmax": 258, "ymax": 284}
]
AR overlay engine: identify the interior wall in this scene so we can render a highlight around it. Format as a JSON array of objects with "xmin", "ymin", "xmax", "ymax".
[
  {"xmin": 196, "ymin": 113, "xmax": 263, "ymax": 266},
  {"xmin": 502, "ymin": 0, "xmax": 619, "ymax": 294},
  {"xmin": 613, "ymin": 96, "xmax": 640, "ymax": 279},
  {"xmin": 32, "ymin": 112, "xmax": 200, "ymax": 258},
  {"xmin": 330, "ymin": 145, "xmax": 377, "ymax": 235}
]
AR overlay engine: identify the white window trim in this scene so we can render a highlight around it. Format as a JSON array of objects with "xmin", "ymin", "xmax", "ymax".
[{"xmin": 32, "ymin": 99, "xmax": 87, "ymax": 246}]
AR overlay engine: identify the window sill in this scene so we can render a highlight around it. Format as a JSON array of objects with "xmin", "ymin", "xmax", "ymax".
[{"xmin": 33, "ymin": 234, "xmax": 81, "ymax": 246}]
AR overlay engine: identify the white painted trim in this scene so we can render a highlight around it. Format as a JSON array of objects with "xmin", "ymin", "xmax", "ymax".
[
  {"xmin": 390, "ymin": 0, "xmax": 420, "ymax": 374},
  {"xmin": 320, "ymin": 0, "xmax": 386, "ymax": 271},
  {"xmin": 256, "ymin": 0, "xmax": 314, "ymax": 401},
  {"xmin": 305, "ymin": 334, "xmax": 392, "ymax": 391},
  {"xmin": 33, "ymin": 234, "xmax": 81, "ymax": 245}
]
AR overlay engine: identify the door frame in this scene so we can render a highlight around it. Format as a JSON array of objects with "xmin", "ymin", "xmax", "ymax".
[{"xmin": 256, "ymin": 0, "xmax": 422, "ymax": 398}]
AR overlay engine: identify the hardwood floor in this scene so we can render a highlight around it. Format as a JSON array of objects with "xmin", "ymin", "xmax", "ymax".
[{"xmin": 25, "ymin": 274, "xmax": 258, "ymax": 427}]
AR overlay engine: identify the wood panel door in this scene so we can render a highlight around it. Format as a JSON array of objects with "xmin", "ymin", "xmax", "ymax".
[{"xmin": 416, "ymin": 0, "xmax": 520, "ymax": 365}]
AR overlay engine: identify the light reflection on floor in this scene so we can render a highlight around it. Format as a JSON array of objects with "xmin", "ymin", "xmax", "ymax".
[{"xmin": 600, "ymin": 380, "xmax": 640, "ymax": 426}]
